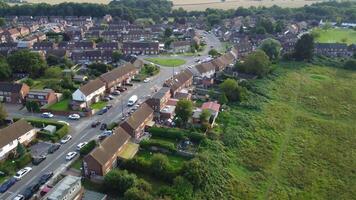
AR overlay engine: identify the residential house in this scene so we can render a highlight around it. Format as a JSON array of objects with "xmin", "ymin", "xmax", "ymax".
[
  {"xmin": 164, "ymin": 69, "xmax": 193, "ymax": 97},
  {"xmin": 122, "ymin": 30, "xmax": 152, "ymax": 41},
  {"xmin": 201, "ymin": 101, "xmax": 221, "ymax": 126},
  {"xmin": 71, "ymin": 50, "xmax": 105, "ymax": 63},
  {"xmin": 195, "ymin": 62, "xmax": 216, "ymax": 78},
  {"xmin": 83, "ymin": 127, "xmax": 131, "ymax": 177},
  {"xmin": 101, "ymin": 31, "xmax": 120, "ymax": 41},
  {"xmin": 34, "ymin": 32, "xmax": 47, "ymax": 42},
  {"xmin": 26, "ymin": 89, "xmax": 58, "ymax": 106},
  {"xmin": 315, "ymin": 43, "xmax": 352, "ymax": 57},
  {"xmin": 122, "ymin": 41, "xmax": 159, "ymax": 55},
  {"xmin": 18, "ymin": 26, "xmax": 30, "ymax": 37},
  {"xmin": 99, "ymin": 63, "xmax": 138, "ymax": 93},
  {"xmin": 120, "ymin": 103, "xmax": 154, "ymax": 139},
  {"xmin": 0, "ymin": 42, "xmax": 18, "ymax": 52},
  {"xmin": 0, "ymin": 82, "xmax": 30, "ymax": 104},
  {"xmin": 97, "ymin": 42, "xmax": 120, "ymax": 51},
  {"xmin": 146, "ymin": 87, "xmax": 171, "ymax": 113},
  {"xmin": 0, "ymin": 119, "xmax": 36, "ymax": 160},
  {"xmin": 235, "ymin": 39, "xmax": 253, "ymax": 58},
  {"xmin": 74, "ymin": 41, "xmax": 96, "ymax": 50},
  {"xmin": 43, "ymin": 175, "xmax": 83, "ymax": 200},
  {"xmin": 170, "ymin": 40, "xmax": 191, "ymax": 53},
  {"xmin": 33, "ymin": 41, "xmax": 56, "ymax": 51},
  {"xmin": 72, "ymin": 78, "xmax": 106, "ymax": 108},
  {"xmin": 4, "ymin": 28, "xmax": 21, "ymax": 41},
  {"xmin": 46, "ymin": 49, "xmax": 69, "ymax": 59}
]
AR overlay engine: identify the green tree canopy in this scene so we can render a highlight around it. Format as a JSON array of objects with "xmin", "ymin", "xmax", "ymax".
[
  {"xmin": 0, "ymin": 58, "xmax": 11, "ymax": 79},
  {"xmin": 208, "ymin": 49, "xmax": 220, "ymax": 58},
  {"xmin": 175, "ymin": 99, "xmax": 193, "ymax": 127},
  {"xmin": 104, "ymin": 169, "xmax": 137, "ymax": 195},
  {"xmin": 112, "ymin": 50, "xmax": 123, "ymax": 62},
  {"xmin": 294, "ymin": 34, "xmax": 315, "ymax": 61},
  {"xmin": 44, "ymin": 66, "xmax": 63, "ymax": 78},
  {"xmin": 259, "ymin": 38, "xmax": 282, "ymax": 61},
  {"xmin": 219, "ymin": 78, "xmax": 242, "ymax": 102},
  {"xmin": 200, "ymin": 109, "xmax": 211, "ymax": 124},
  {"xmin": 0, "ymin": 103, "xmax": 7, "ymax": 125},
  {"xmin": 238, "ymin": 50, "xmax": 271, "ymax": 77},
  {"xmin": 7, "ymin": 50, "xmax": 47, "ymax": 78}
]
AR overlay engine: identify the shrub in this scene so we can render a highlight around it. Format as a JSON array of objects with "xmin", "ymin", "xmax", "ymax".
[
  {"xmin": 148, "ymin": 127, "xmax": 205, "ymax": 143},
  {"xmin": 15, "ymin": 153, "xmax": 32, "ymax": 169},
  {"xmin": 80, "ymin": 140, "xmax": 97, "ymax": 156},
  {"xmin": 140, "ymin": 140, "xmax": 176, "ymax": 153},
  {"xmin": 107, "ymin": 122, "xmax": 118, "ymax": 130}
]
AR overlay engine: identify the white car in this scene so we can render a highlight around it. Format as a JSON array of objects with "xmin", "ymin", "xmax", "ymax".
[
  {"xmin": 76, "ymin": 142, "xmax": 88, "ymax": 151},
  {"xmin": 12, "ymin": 194, "xmax": 25, "ymax": 200},
  {"xmin": 60, "ymin": 135, "xmax": 72, "ymax": 144},
  {"xmin": 143, "ymin": 78, "xmax": 150, "ymax": 83},
  {"xmin": 41, "ymin": 112, "xmax": 54, "ymax": 118},
  {"xmin": 65, "ymin": 152, "xmax": 77, "ymax": 161},
  {"xmin": 57, "ymin": 120, "xmax": 70, "ymax": 126},
  {"xmin": 13, "ymin": 167, "xmax": 32, "ymax": 180},
  {"xmin": 68, "ymin": 114, "xmax": 80, "ymax": 120}
]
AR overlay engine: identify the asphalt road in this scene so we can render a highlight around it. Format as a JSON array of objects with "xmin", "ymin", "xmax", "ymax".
[{"xmin": 0, "ymin": 31, "xmax": 221, "ymax": 200}]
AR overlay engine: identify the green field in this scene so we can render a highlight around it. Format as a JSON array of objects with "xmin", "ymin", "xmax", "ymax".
[
  {"xmin": 145, "ymin": 58, "xmax": 186, "ymax": 67},
  {"xmin": 313, "ymin": 28, "xmax": 356, "ymax": 44},
  {"xmin": 207, "ymin": 63, "xmax": 356, "ymax": 199}
]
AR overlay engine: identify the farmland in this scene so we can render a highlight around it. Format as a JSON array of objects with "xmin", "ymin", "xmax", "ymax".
[{"xmin": 25, "ymin": 0, "xmax": 323, "ymax": 10}]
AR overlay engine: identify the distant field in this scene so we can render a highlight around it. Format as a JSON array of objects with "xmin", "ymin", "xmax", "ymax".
[
  {"xmin": 313, "ymin": 28, "xmax": 356, "ymax": 44},
  {"xmin": 25, "ymin": 0, "xmax": 322, "ymax": 9}
]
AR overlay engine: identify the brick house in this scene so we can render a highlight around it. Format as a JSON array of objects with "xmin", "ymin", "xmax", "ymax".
[
  {"xmin": 164, "ymin": 69, "xmax": 193, "ymax": 97},
  {"xmin": 315, "ymin": 43, "xmax": 352, "ymax": 57},
  {"xmin": 120, "ymin": 103, "xmax": 154, "ymax": 139},
  {"xmin": 83, "ymin": 127, "xmax": 131, "ymax": 177},
  {"xmin": 170, "ymin": 40, "xmax": 191, "ymax": 53},
  {"xmin": 99, "ymin": 63, "xmax": 138, "ymax": 93},
  {"xmin": 97, "ymin": 42, "xmax": 120, "ymax": 51},
  {"xmin": 72, "ymin": 78, "xmax": 106, "ymax": 108},
  {"xmin": 0, "ymin": 82, "xmax": 30, "ymax": 104},
  {"xmin": 122, "ymin": 41, "xmax": 159, "ymax": 55},
  {"xmin": 146, "ymin": 87, "xmax": 171, "ymax": 113},
  {"xmin": 26, "ymin": 89, "xmax": 58, "ymax": 106},
  {"xmin": 33, "ymin": 41, "xmax": 56, "ymax": 51},
  {"xmin": 195, "ymin": 62, "xmax": 216, "ymax": 78}
]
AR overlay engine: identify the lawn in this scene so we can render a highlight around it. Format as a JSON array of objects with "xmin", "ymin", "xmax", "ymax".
[
  {"xmin": 207, "ymin": 62, "xmax": 356, "ymax": 199},
  {"xmin": 90, "ymin": 101, "xmax": 107, "ymax": 110},
  {"xmin": 145, "ymin": 58, "xmax": 186, "ymax": 67},
  {"xmin": 137, "ymin": 151, "xmax": 188, "ymax": 170},
  {"xmin": 70, "ymin": 158, "xmax": 83, "ymax": 171},
  {"xmin": 118, "ymin": 142, "xmax": 139, "ymax": 160},
  {"xmin": 312, "ymin": 28, "xmax": 356, "ymax": 44},
  {"xmin": 47, "ymin": 98, "xmax": 71, "ymax": 111}
]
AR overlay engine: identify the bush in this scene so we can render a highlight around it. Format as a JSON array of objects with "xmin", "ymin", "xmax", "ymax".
[
  {"xmin": 80, "ymin": 140, "xmax": 97, "ymax": 156},
  {"xmin": 140, "ymin": 140, "xmax": 176, "ymax": 153},
  {"xmin": 107, "ymin": 122, "xmax": 118, "ymax": 130},
  {"xmin": 148, "ymin": 127, "xmax": 205, "ymax": 143},
  {"xmin": 15, "ymin": 153, "xmax": 32, "ymax": 169}
]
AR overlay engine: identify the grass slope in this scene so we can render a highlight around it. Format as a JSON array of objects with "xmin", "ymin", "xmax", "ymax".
[
  {"xmin": 313, "ymin": 28, "xmax": 356, "ymax": 44},
  {"xmin": 211, "ymin": 63, "xmax": 356, "ymax": 199}
]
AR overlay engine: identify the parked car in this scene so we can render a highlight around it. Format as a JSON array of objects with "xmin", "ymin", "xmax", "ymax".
[
  {"xmin": 117, "ymin": 87, "xmax": 127, "ymax": 92},
  {"xmin": 12, "ymin": 194, "xmax": 25, "ymax": 200},
  {"xmin": 112, "ymin": 90, "xmax": 121, "ymax": 95},
  {"xmin": 98, "ymin": 134, "xmax": 107, "ymax": 141},
  {"xmin": 41, "ymin": 112, "xmax": 54, "ymax": 118},
  {"xmin": 100, "ymin": 123, "xmax": 107, "ymax": 130},
  {"xmin": 76, "ymin": 142, "xmax": 88, "ymax": 151},
  {"xmin": 40, "ymin": 185, "xmax": 52, "ymax": 196},
  {"xmin": 19, "ymin": 187, "xmax": 33, "ymax": 200},
  {"xmin": 106, "ymin": 104, "xmax": 113, "ymax": 110},
  {"xmin": 14, "ymin": 167, "xmax": 32, "ymax": 180},
  {"xmin": 48, "ymin": 143, "xmax": 60, "ymax": 154},
  {"xmin": 57, "ymin": 120, "xmax": 70, "ymax": 126},
  {"xmin": 98, "ymin": 107, "xmax": 108, "ymax": 115},
  {"xmin": 143, "ymin": 78, "xmax": 150, "ymax": 83},
  {"xmin": 60, "ymin": 135, "xmax": 72, "ymax": 144},
  {"xmin": 28, "ymin": 182, "xmax": 40, "ymax": 193},
  {"xmin": 68, "ymin": 114, "xmax": 80, "ymax": 120},
  {"xmin": 32, "ymin": 155, "xmax": 46, "ymax": 165},
  {"xmin": 38, "ymin": 172, "xmax": 53, "ymax": 185},
  {"xmin": 0, "ymin": 177, "xmax": 16, "ymax": 193},
  {"xmin": 91, "ymin": 121, "xmax": 101, "ymax": 128},
  {"xmin": 65, "ymin": 152, "xmax": 77, "ymax": 161}
]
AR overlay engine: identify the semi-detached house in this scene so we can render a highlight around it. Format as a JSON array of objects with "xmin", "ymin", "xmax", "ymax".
[
  {"xmin": 72, "ymin": 78, "xmax": 106, "ymax": 109},
  {"xmin": 0, "ymin": 119, "xmax": 36, "ymax": 160}
]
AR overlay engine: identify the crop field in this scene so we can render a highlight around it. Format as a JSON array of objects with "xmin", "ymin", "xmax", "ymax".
[
  {"xmin": 26, "ymin": 0, "xmax": 323, "ymax": 9},
  {"xmin": 313, "ymin": 28, "xmax": 356, "ymax": 44},
  {"xmin": 212, "ymin": 63, "xmax": 356, "ymax": 199}
]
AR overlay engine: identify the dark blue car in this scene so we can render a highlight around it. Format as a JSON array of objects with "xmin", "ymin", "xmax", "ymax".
[{"xmin": 0, "ymin": 177, "xmax": 16, "ymax": 193}]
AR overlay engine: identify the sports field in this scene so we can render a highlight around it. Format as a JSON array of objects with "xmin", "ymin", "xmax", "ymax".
[
  {"xmin": 313, "ymin": 28, "xmax": 356, "ymax": 45},
  {"xmin": 26, "ymin": 0, "xmax": 322, "ymax": 9}
]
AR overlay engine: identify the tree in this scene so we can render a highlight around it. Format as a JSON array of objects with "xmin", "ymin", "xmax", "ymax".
[
  {"xmin": 16, "ymin": 143, "xmax": 26, "ymax": 158},
  {"xmin": 344, "ymin": 59, "xmax": 356, "ymax": 70},
  {"xmin": 200, "ymin": 109, "xmax": 211, "ymax": 124},
  {"xmin": 7, "ymin": 50, "xmax": 47, "ymax": 78},
  {"xmin": 21, "ymin": 78, "xmax": 34, "ymax": 87},
  {"xmin": 124, "ymin": 187, "xmax": 154, "ymax": 200},
  {"xmin": 171, "ymin": 176, "xmax": 194, "ymax": 200},
  {"xmin": 238, "ymin": 50, "xmax": 271, "ymax": 77},
  {"xmin": 164, "ymin": 28, "xmax": 173, "ymax": 38},
  {"xmin": 44, "ymin": 67, "xmax": 62, "ymax": 78},
  {"xmin": 207, "ymin": 13, "xmax": 221, "ymax": 27},
  {"xmin": 112, "ymin": 50, "xmax": 123, "ymax": 62},
  {"xmin": 220, "ymin": 78, "xmax": 242, "ymax": 102},
  {"xmin": 46, "ymin": 54, "xmax": 62, "ymax": 66},
  {"xmin": 219, "ymin": 93, "xmax": 228, "ymax": 105},
  {"xmin": 0, "ymin": 103, "xmax": 7, "ymax": 125},
  {"xmin": 150, "ymin": 153, "xmax": 170, "ymax": 176},
  {"xmin": 208, "ymin": 49, "xmax": 220, "ymax": 58},
  {"xmin": 0, "ymin": 58, "xmax": 11, "ymax": 79},
  {"xmin": 87, "ymin": 63, "xmax": 112, "ymax": 75},
  {"xmin": 175, "ymin": 99, "xmax": 193, "ymax": 127},
  {"xmin": 275, "ymin": 20, "xmax": 285, "ymax": 33},
  {"xmin": 25, "ymin": 101, "xmax": 40, "ymax": 113},
  {"xmin": 294, "ymin": 34, "xmax": 314, "ymax": 61},
  {"xmin": 104, "ymin": 169, "xmax": 137, "ymax": 195},
  {"xmin": 0, "ymin": 17, "xmax": 5, "ymax": 27},
  {"xmin": 259, "ymin": 38, "xmax": 282, "ymax": 61}
]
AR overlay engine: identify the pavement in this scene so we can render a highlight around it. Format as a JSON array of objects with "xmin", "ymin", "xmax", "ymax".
[{"xmin": 0, "ymin": 31, "xmax": 221, "ymax": 200}]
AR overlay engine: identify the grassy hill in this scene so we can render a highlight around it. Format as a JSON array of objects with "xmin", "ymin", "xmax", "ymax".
[
  {"xmin": 206, "ymin": 63, "xmax": 356, "ymax": 199},
  {"xmin": 313, "ymin": 28, "xmax": 356, "ymax": 44}
]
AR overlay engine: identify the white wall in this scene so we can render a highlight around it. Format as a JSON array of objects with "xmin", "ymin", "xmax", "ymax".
[{"xmin": 0, "ymin": 140, "xmax": 18, "ymax": 160}]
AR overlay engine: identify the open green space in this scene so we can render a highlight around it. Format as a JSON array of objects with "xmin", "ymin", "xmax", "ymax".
[
  {"xmin": 90, "ymin": 101, "xmax": 107, "ymax": 110},
  {"xmin": 207, "ymin": 63, "xmax": 356, "ymax": 199},
  {"xmin": 312, "ymin": 28, "xmax": 356, "ymax": 44},
  {"xmin": 137, "ymin": 151, "xmax": 188, "ymax": 170},
  {"xmin": 70, "ymin": 157, "xmax": 83, "ymax": 171},
  {"xmin": 145, "ymin": 58, "xmax": 186, "ymax": 67},
  {"xmin": 47, "ymin": 98, "xmax": 71, "ymax": 111}
]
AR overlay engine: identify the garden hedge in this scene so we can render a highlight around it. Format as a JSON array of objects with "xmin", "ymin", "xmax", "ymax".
[
  {"xmin": 148, "ymin": 127, "xmax": 205, "ymax": 143},
  {"xmin": 140, "ymin": 140, "xmax": 177, "ymax": 153},
  {"xmin": 80, "ymin": 140, "xmax": 97, "ymax": 156}
]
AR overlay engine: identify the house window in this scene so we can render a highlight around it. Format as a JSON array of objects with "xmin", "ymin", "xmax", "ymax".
[{"xmin": 28, "ymin": 94, "xmax": 34, "ymax": 98}]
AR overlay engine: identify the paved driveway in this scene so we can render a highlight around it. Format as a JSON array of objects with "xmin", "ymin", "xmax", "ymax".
[{"xmin": 30, "ymin": 142, "xmax": 53, "ymax": 157}]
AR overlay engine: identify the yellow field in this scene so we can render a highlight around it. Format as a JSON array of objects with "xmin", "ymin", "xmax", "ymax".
[{"xmin": 26, "ymin": 0, "xmax": 323, "ymax": 10}]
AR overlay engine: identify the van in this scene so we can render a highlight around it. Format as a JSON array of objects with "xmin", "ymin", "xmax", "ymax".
[{"xmin": 127, "ymin": 95, "xmax": 138, "ymax": 106}]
